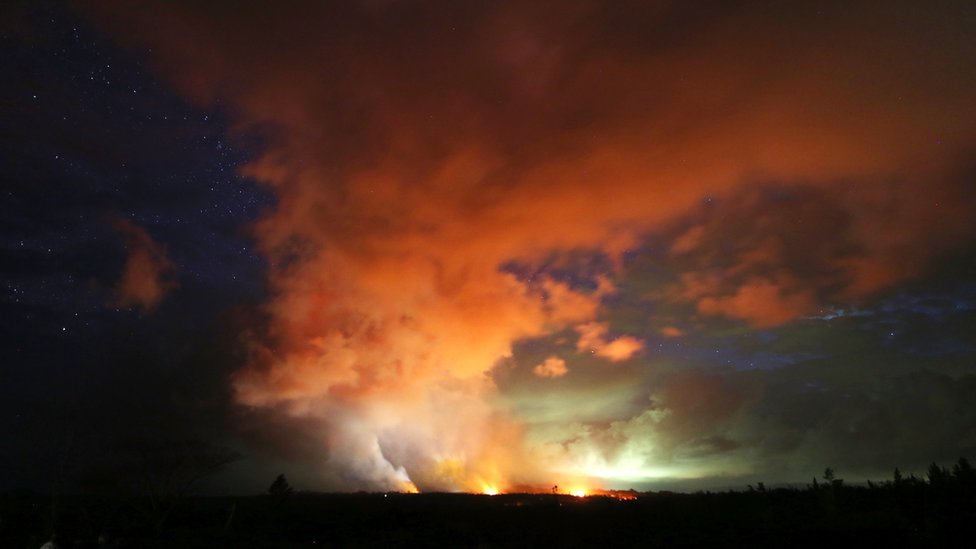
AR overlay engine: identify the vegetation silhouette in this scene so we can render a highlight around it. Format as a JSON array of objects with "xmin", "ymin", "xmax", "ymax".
[
  {"xmin": 3, "ymin": 458, "xmax": 976, "ymax": 547},
  {"xmin": 267, "ymin": 474, "xmax": 294, "ymax": 504}
]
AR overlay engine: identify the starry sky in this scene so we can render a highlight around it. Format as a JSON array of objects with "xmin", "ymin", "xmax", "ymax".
[{"xmin": 3, "ymin": 0, "xmax": 976, "ymax": 494}]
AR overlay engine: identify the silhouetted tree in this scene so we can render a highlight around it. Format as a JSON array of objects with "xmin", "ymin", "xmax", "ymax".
[
  {"xmin": 823, "ymin": 467, "xmax": 843, "ymax": 488},
  {"xmin": 142, "ymin": 439, "xmax": 239, "ymax": 536},
  {"xmin": 952, "ymin": 458, "xmax": 975, "ymax": 483},
  {"xmin": 90, "ymin": 436, "xmax": 240, "ymax": 537},
  {"xmin": 268, "ymin": 473, "xmax": 294, "ymax": 504},
  {"xmin": 928, "ymin": 462, "xmax": 950, "ymax": 486}
]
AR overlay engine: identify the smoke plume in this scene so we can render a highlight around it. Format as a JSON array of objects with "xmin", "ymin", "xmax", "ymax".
[{"xmin": 85, "ymin": 0, "xmax": 976, "ymax": 490}]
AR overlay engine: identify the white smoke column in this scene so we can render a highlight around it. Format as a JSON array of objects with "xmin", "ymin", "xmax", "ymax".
[{"xmin": 231, "ymin": 197, "xmax": 609, "ymax": 489}]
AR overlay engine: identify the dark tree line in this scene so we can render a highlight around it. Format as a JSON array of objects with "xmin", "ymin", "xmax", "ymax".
[{"xmin": 2, "ymin": 458, "xmax": 975, "ymax": 548}]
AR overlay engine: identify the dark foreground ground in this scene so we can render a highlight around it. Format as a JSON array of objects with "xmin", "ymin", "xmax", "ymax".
[{"xmin": 3, "ymin": 480, "xmax": 975, "ymax": 548}]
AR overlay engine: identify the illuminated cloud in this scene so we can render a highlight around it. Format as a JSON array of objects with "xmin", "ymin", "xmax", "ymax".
[
  {"xmin": 110, "ymin": 218, "xmax": 176, "ymax": 312},
  {"xmin": 575, "ymin": 322, "xmax": 644, "ymax": 362},
  {"xmin": 533, "ymin": 356, "xmax": 568, "ymax": 378},
  {"xmin": 659, "ymin": 326, "xmax": 683, "ymax": 338},
  {"xmin": 85, "ymin": 1, "xmax": 976, "ymax": 490},
  {"xmin": 697, "ymin": 278, "xmax": 817, "ymax": 329}
]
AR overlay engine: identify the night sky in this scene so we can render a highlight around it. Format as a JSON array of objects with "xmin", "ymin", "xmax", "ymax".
[{"xmin": 3, "ymin": 1, "xmax": 976, "ymax": 495}]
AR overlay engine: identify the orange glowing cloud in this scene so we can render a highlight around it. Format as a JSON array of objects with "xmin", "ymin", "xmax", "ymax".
[
  {"xmin": 575, "ymin": 322, "xmax": 645, "ymax": 362},
  {"xmin": 533, "ymin": 356, "xmax": 569, "ymax": 378},
  {"xmin": 697, "ymin": 278, "xmax": 818, "ymax": 329},
  {"xmin": 84, "ymin": 1, "xmax": 976, "ymax": 489},
  {"xmin": 659, "ymin": 326, "xmax": 683, "ymax": 338},
  {"xmin": 110, "ymin": 218, "xmax": 176, "ymax": 312}
]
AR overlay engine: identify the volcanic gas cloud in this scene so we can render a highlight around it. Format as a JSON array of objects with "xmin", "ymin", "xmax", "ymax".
[{"xmin": 88, "ymin": 1, "xmax": 976, "ymax": 491}]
